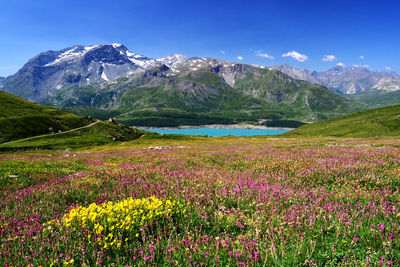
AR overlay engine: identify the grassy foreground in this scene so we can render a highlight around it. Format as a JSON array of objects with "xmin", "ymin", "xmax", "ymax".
[{"xmin": 0, "ymin": 136, "xmax": 400, "ymax": 266}]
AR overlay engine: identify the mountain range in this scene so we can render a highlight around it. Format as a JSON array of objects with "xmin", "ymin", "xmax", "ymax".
[
  {"xmin": 2, "ymin": 43, "xmax": 389, "ymax": 126},
  {"xmin": 269, "ymin": 64, "xmax": 400, "ymax": 94}
]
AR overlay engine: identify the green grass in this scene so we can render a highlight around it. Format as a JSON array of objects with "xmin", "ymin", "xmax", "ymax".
[
  {"xmin": 0, "ymin": 121, "xmax": 144, "ymax": 152},
  {"xmin": 345, "ymin": 90, "xmax": 400, "ymax": 108},
  {"xmin": 0, "ymin": 90, "xmax": 146, "ymax": 150},
  {"xmin": 286, "ymin": 104, "xmax": 400, "ymax": 137},
  {"xmin": 1, "ymin": 136, "xmax": 400, "ymax": 266},
  {"xmin": 0, "ymin": 90, "xmax": 93, "ymax": 143}
]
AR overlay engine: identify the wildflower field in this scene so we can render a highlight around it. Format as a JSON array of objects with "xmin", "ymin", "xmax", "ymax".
[{"xmin": 1, "ymin": 136, "xmax": 400, "ymax": 266}]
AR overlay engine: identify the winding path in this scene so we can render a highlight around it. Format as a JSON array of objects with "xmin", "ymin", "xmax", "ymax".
[{"xmin": 0, "ymin": 121, "xmax": 100, "ymax": 145}]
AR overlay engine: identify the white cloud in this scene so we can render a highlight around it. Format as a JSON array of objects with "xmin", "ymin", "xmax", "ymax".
[
  {"xmin": 360, "ymin": 56, "xmax": 364, "ymax": 60},
  {"xmin": 282, "ymin": 50, "xmax": 308, "ymax": 62},
  {"xmin": 385, "ymin": 66, "xmax": 391, "ymax": 70},
  {"xmin": 322, "ymin": 54, "xmax": 337, "ymax": 62},
  {"xmin": 336, "ymin": 62, "xmax": 346, "ymax": 67},
  {"xmin": 256, "ymin": 53, "xmax": 274, "ymax": 59},
  {"xmin": 220, "ymin": 50, "xmax": 226, "ymax": 55},
  {"xmin": 237, "ymin": 56, "xmax": 243, "ymax": 60},
  {"xmin": 353, "ymin": 64, "xmax": 369, "ymax": 68}
]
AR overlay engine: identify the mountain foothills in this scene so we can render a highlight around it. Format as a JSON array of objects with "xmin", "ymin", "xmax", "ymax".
[
  {"xmin": 286, "ymin": 104, "xmax": 400, "ymax": 137},
  {"xmin": 0, "ymin": 90, "xmax": 143, "ymax": 149},
  {"xmin": 270, "ymin": 64, "xmax": 400, "ymax": 94},
  {"xmin": 1, "ymin": 44, "xmax": 363, "ymax": 127}
]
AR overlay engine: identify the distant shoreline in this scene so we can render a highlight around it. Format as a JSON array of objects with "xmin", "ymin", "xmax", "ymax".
[{"xmin": 137, "ymin": 124, "xmax": 294, "ymax": 131}]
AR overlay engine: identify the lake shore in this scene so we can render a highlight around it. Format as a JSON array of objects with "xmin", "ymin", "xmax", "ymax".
[{"xmin": 137, "ymin": 124, "xmax": 294, "ymax": 131}]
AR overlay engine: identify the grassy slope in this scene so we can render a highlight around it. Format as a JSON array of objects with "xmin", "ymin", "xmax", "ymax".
[
  {"xmin": 0, "ymin": 90, "xmax": 95, "ymax": 142},
  {"xmin": 345, "ymin": 90, "xmax": 400, "ymax": 108},
  {"xmin": 286, "ymin": 105, "xmax": 400, "ymax": 137},
  {"xmin": 0, "ymin": 121, "xmax": 144, "ymax": 151},
  {"xmin": 0, "ymin": 90, "xmax": 145, "ymax": 150}
]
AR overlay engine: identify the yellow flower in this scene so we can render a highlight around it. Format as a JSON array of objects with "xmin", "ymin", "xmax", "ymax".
[{"xmin": 44, "ymin": 196, "xmax": 185, "ymax": 248}]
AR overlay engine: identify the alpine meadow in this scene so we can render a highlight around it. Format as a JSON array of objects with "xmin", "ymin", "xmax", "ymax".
[{"xmin": 1, "ymin": 1, "xmax": 400, "ymax": 266}]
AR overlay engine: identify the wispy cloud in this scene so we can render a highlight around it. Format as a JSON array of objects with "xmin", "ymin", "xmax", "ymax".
[
  {"xmin": 256, "ymin": 53, "xmax": 274, "ymax": 59},
  {"xmin": 336, "ymin": 62, "xmax": 346, "ymax": 67},
  {"xmin": 353, "ymin": 64, "xmax": 369, "ymax": 68},
  {"xmin": 322, "ymin": 54, "xmax": 336, "ymax": 62},
  {"xmin": 237, "ymin": 56, "xmax": 243, "ymax": 60},
  {"xmin": 385, "ymin": 66, "xmax": 391, "ymax": 70},
  {"xmin": 282, "ymin": 50, "xmax": 308, "ymax": 62},
  {"xmin": 360, "ymin": 56, "xmax": 364, "ymax": 60},
  {"xmin": 220, "ymin": 50, "xmax": 226, "ymax": 55}
]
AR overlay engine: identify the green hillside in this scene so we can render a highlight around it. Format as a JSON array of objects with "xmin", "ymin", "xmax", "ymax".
[
  {"xmin": 49, "ymin": 67, "xmax": 362, "ymax": 127},
  {"xmin": 286, "ymin": 105, "xmax": 400, "ymax": 137},
  {"xmin": 0, "ymin": 90, "xmax": 97, "ymax": 143},
  {"xmin": 345, "ymin": 90, "xmax": 400, "ymax": 108},
  {"xmin": 0, "ymin": 90, "xmax": 144, "ymax": 150}
]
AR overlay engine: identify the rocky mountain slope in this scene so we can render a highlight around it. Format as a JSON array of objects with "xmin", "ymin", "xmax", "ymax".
[
  {"xmin": 2, "ymin": 44, "xmax": 362, "ymax": 126},
  {"xmin": 1, "ymin": 44, "xmax": 187, "ymax": 102},
  {"xmin": 270, "ymin": 64, "xmax": 400, "ymax": 94},
  {"xmin": 0, "ymin": 76, "xmax": 5, "ymax": 88}
]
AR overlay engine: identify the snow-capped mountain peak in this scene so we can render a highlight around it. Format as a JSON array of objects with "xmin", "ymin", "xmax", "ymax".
[
  {"xmin": 157, "ymin": 54, "xmax": 188, "ymax": 66},
  {"xmin": 44, "ymin": 45, "xmax": 98, "ymax": 66}
]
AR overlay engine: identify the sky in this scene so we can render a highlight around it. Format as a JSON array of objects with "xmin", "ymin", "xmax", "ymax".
[{"xmin": 0, "ymin": 0, "xmax": 400, "ymax": 76}]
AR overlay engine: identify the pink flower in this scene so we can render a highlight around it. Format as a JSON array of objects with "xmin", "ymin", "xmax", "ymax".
[
  {"xmin": 353, "ymin": 237, "xmax": 359, "ymax": 243},
  {"xmin": 215, "ymin": 257, "xmax": 219, "ymax": 262}
]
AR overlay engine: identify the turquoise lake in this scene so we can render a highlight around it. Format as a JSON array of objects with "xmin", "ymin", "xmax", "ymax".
[{"xmin": 144, "ymin": 128, "xmax": 289, "ymax": 137}]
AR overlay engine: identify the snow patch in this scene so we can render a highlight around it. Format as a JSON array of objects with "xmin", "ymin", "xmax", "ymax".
[
  {"xmin": 101, "ymin": 71, "xmax": 109, "ymax": 81},
  {"xmin": 45, "ymin": 45, "xmax": 100, "ymax": 66}
]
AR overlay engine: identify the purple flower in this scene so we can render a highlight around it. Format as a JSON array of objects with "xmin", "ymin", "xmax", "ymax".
[{"xmin": 388, "ymin": 233, "xmax": 394, "ymax": 240}]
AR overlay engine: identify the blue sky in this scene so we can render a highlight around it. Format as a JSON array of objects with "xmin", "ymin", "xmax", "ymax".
[{"xmin": 0, "ymin": 0, "xmax": 399, "ymax": 76}]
